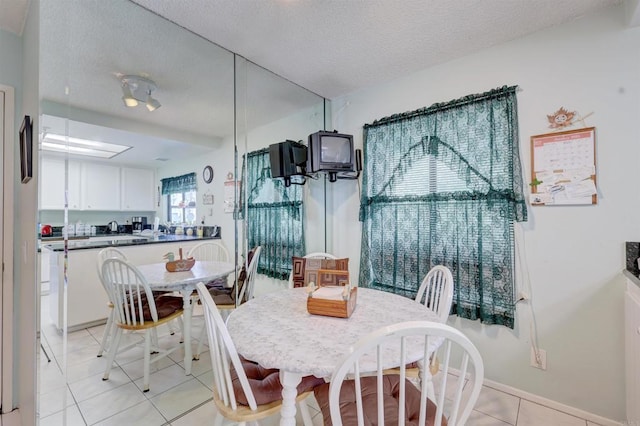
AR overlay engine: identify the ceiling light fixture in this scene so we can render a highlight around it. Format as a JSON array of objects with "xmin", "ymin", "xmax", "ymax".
[
  {"xmin": 41, "ymin": 132, "xmax": 132, "ymax": 159},
  {"xmin": 121, "ymin": 75, "xmax": 161, "ymax": 111}
]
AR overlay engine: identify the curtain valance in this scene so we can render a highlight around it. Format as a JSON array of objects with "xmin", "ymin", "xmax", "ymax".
[{"xmin": 161, "ymin": 172, "xmax": 197, "ymax": 195}]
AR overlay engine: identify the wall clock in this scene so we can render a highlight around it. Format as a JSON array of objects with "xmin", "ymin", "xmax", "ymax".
[{"xmin": 203, "ymin": 165, "xmax": 214, "ymax": 183}]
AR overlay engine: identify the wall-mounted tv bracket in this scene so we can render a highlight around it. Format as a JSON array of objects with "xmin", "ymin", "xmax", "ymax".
[{"xmin": 331, "ymin": 148, "xmax": 362, "ymax": 182}]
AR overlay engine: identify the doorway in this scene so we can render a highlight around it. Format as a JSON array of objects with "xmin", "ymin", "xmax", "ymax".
[{"xmin": 1, "ymin": 85, "xmax": 16, "ymax": 414}]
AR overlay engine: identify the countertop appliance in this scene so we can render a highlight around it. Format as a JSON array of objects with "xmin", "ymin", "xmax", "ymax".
[
  {"xmin": 132, "ymin": 216, "xmax": 147, "ymax": 234},
  {"xmin": 41, "ymin": 224, "xmax": 53, "ymax": 237},
  {"xmin": 107, "ymin": 220, "xmax": 118, "ymax": 233}
]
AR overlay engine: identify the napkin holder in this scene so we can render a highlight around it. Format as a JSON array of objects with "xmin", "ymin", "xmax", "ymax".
[
  {"xmin": 164, "ymin": 248, "xmax": 195, "ymax": 272},
  {"xmin": 307, "ymin": 286, "xmax": 357, "ymax": 318}
]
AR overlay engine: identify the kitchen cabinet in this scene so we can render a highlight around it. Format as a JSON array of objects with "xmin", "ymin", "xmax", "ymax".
[
  {"xmin": 39, "ymin": 157, "xmax": 82, "ymax": 209},
  {"xmin": 121, "ymin": 167, "xmax": 155, "ymax": 211},
  {"xmin": 81, "ymin": 163, "xmax": 121, "ymax": 210},
  {"xmin": 48, "ymin": 238, "xmax": 209, "ymax": 331}
]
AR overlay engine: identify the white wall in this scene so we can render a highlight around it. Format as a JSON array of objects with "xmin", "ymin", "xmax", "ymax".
[
  {"xmin": 17, "ymin": 0, "xmax": 40, "ymax": 424},
  {"xmin": 329, "ymin": 5, "xmax": 637, "ymax": 422}
]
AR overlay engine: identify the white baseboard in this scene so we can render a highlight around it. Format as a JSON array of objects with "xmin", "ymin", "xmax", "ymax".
[{"xmin": 480, "ymin": 377, "xmax": 622, "ymax": 426}]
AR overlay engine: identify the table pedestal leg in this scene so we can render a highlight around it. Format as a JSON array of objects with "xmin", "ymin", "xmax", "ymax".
[
  {"xmin": 181, "ymin": 290, "xmax": 193, "ymax": 375},
  {"xmin": 279, "ymin": 371, "xmax": 302, "ymax": 426}
]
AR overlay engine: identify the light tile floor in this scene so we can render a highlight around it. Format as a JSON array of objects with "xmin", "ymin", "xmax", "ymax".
[{"xmin": 9, "ymin": 296, "xmax": 606, "ymax": 425}]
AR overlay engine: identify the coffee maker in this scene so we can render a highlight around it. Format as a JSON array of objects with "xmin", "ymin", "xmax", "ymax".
[{"xmin": 132, "ymin": 216, "xmax": 147, "ymax": 234}]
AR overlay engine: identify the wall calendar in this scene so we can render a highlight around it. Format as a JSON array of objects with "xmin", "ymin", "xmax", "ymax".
[{"xmin": 530, "ymin": 127, "xmax": 597, "ymax": 206}]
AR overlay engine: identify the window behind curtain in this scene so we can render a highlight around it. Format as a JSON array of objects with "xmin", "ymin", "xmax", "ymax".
[
  {"xmin": 240, "ymin": 149, "xmax": 305, "ymax": 279},
  {"xmin": 161, "ymin": 172, "xmax": 198, "ymax": 224},
  {"xmin": 359, "ymin": 86, "xmax": 527, "ymax": 328}
]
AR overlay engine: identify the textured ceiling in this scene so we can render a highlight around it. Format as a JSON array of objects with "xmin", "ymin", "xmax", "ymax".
[
  {"xmin": 3, "ymin": 0, "xmax": 629, "ymax": 166},
  {"xmin": 132, "ymin": 0, "xmax": 624, "ymax": 99}
]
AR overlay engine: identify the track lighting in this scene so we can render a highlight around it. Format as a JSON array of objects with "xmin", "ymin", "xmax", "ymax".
[{"xmin": 120, "ymin": 75, "xmax": 161, "ymax": 111}]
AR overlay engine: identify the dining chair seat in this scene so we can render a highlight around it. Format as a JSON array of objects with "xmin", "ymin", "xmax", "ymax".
[
  {"xmin": 314, "ymin": 321, "xmax": 483, "ymax": 426},
  {"xmin": 232, "ymin": 355, "xmax": 324, "ymax": 407},
  {"xmin": 195, "ymin": 281, "xmax": 317, "ymax": 425},
  {"xmin": 315, "ymin": 374, "xmax": 445, "ymax": 426},
  {"xmin": 101, "ymin": 258, "xmax": 185, "ymax": 392}
]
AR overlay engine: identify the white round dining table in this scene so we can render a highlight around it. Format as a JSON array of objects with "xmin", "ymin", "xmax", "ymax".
[{"xmin": 226, "ymin": 286, "xmax": 440, "ymax": 426}]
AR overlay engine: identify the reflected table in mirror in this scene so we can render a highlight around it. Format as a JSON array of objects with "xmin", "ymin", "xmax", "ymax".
[
  {"xmin": 136, "ymin": 260, "xmax": 235, "ymax": 375},
  {"xmin": 226, "ymin": 287, "xmax": 440, "ymax": 426}
]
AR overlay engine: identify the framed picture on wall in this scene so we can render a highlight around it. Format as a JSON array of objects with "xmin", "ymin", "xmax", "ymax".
[{"xmin": 19, "ymin": 115, "xmax": 33, "ymax": 184}]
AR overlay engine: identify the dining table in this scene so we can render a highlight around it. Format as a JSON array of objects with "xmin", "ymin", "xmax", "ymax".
[
  {"xmin": 226, "ymin": 286, "xmax": 441, "ymax": 426},
  {"xmin": 136, "ymin": 260, "xmax": 235, "ymax": 375}
]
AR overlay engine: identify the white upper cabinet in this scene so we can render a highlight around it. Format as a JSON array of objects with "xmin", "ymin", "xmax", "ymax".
[
  {"xmin": 39, "ymin": 157, "xmax": 82, "ymax": 210},
  {"xmin": 121, "ymin": 167, "xmax": 156, "ymax": 211},
  {"xmin": 81, "ymin": 163, "xmax": 121, "ymax": 210}
]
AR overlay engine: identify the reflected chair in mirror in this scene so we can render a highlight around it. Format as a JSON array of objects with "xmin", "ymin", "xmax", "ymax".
[
  {"xmin": 95, "ymin": 247, "xmax": 127, "ymax": 357},
  {"xmin": 193, "ymin": 246, "xmax": 262, "ymax": 360},
  {"xmin": 314, "ymin": 321, "xmax": 484, "ymax": 426},
  {"xmin": 195, "ymin": 281, "xmax": 322, "ymax": 426},
  {"xmin": 288, "ymin": 252, "xmax": 341, "ymax": 288},
  {"xmin": 101, "ymin": 258, "xmax": 185, "ymax": 392},
  {"xmin": 187, "ymin": 240, "xmax": 232, "ymax": 290}
]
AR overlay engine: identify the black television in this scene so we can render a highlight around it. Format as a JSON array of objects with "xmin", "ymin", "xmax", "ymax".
[
  {"xmin": 269, "ymin": 140, "xmax": 307, "ymax": 182},
  {"xmin": 307, "ymin": 130, "xmax": 355, "ymax": 176}
]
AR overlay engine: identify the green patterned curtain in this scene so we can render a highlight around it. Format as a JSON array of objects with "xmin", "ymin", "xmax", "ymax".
[
  {"xmin": 161, "ymin": 172, "xmax": 197, "ymax": 195},
  {"xmin": 241, "ymin": 148, "xmax": 305, "ymax": 279},
  {"xmin": 359, "ymin": 86, "xmax": 527, "ymax": 328}
]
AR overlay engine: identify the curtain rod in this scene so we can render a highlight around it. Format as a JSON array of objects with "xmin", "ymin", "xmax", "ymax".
[{"xmin": 364, "ymin": 85, "xmax": 519, "ymax": 129}]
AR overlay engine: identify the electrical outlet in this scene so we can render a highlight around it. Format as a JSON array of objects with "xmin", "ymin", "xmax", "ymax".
[{"xmin": 530, "ymin": 347, "xmax": 547, "ymax": 370}]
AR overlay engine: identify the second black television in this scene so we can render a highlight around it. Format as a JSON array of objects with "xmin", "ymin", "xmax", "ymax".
[
  {"xmin": 307, "ymin": 130, "xmax": 354, "ymax": 174},
  {"xmin": 269, "ymin": 140, "xmax": 307, "ymax": 180}
]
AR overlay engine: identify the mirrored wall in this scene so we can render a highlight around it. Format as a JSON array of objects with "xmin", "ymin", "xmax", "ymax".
[{"xmin": 37, "ymin": 0, "xmax": 326, "ymax": 422}]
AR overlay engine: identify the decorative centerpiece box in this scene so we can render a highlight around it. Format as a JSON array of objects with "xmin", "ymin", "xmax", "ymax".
[
  {"xmin": 307, "ymin": 286, "xmax": 357, "ymax": 318},
  {"xmin": 164, "ymin": 248, "xmax": 195, "ymax": 272}
]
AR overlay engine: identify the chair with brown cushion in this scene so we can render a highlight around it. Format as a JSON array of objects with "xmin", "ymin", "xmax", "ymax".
[
  {"xmin": 101, "ymin": 257, "xmax": 185, "ymax": 392},
  {"xmin": 187, "ymin": 240, "xmax": 231, "ymax": 289},
  {"xmin": 314, "ymin": 321, "xmax": 484, "ymax": 426},
  {"xmin": 193, "ymin": 246, "xmax": 262, "ymax": 360},
  {"xmin": 195, "ymin": 281, "xmax": 323, "ymax": 425},
  {"xmin": 288, "ymin": 252, "xmax": 349, "ymax": 288},
  {"xmin": 95, "ymin": 247, "xmax": 127, "ymax": 357}
]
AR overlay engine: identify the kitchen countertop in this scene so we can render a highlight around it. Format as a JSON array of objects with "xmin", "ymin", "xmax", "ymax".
[{"xmin": 41, "ymin": 234, "xmax": 221, "ymax": 252}]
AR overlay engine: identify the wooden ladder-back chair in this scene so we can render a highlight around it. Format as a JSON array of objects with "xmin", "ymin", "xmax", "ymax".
[
  {"xmin": 195, "ymin": 281, "xmax": 321, "ymax": 425},
  {"xmin": 314, "ymin": 321, "xmax": 484, "ymax": 426},
  {"xmin": 96, "ymin": 247, "xmax": 127, "ymax": 357},
  {"xmin": 101, "ymin": 258, "xmax": 185, "ymax": 392}
]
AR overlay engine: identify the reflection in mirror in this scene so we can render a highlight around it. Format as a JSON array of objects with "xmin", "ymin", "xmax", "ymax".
[
  {"xmin": 38, "ymin": 0, "xmax": 234, "ymax": 422},
  {"xmin": 37, "ymin": 0, "xmax": 328, "ymax": 423},
  {"xmin": 235, "ymin": 57, "xmax": 327, "ymax": 296}
]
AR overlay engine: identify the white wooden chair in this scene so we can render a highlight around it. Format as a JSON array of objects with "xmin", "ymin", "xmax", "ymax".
[
  {"xmin": 415, "ymin": 265, "xmax": 454, "ymax": 323},
  {"xmin": 314, "ymin": 321, "xmax": 484, "ymax": 426},
  {"xmin": 95, "ymin": 247, "xmax": 127, "ymax": 357},
  {"xmin": 387, "ymin": 265, "xmax": 455, "ymax": 389},
  {"xmin": 287, "ymin": 252, "xmax": 338, "ymax": 288},
  {"xmin": 101, "ymin": 258, "xmax": 185, "ymax": 392},
  {"xmin": 187, "ymin": 240, "xmax": 230, "ymax": 263},
  {"xmin": 195, "ymin": 281, "xmax": 318, "ymax": 425},
  {"xmin": 193, "ymin": 246, "xmax": 262, "ymax": 360}
]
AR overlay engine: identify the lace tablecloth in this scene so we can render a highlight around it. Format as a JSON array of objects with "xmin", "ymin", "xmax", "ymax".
[{"xmin": 226, "ymin": 287, "xmax": 440, "ymax": 378}]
